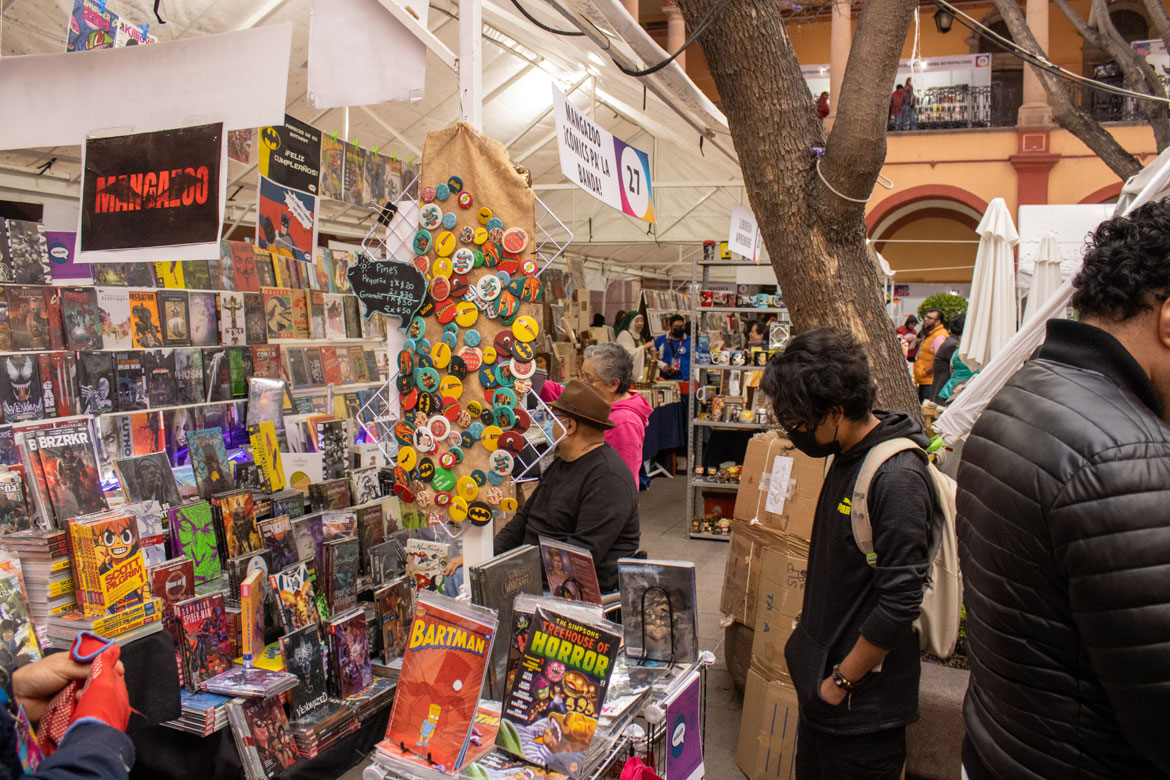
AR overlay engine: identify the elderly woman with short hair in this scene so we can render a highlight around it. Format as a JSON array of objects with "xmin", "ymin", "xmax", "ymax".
[{"xmin": 540, "ymin": 342, "xmax": 652, "ymax": 485}]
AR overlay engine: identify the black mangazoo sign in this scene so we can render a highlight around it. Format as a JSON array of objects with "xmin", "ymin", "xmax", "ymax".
[{"xmin": 81, "ymin": 123, "xmax": 223, "ymax": 252}]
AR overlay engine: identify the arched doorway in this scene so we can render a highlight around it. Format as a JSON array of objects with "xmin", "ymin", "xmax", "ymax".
[{"xmin": 868, "ymin": 186, "xmax": 987, "ymax": 284}]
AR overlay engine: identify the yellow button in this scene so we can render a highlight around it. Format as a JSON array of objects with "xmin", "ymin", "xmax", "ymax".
[
  {"xmin": 477, "ymin": 207, "xmax": 493, "ymax": 225},
  {"xmin": 439, "ymin": 375, "xmax": 463, "ymax": 399},
  {"xmin": 430, "ymin": 341, "xmax": 452, "ymax": 369},
  {"xmin": 435, "ymin": 231, "xmax": 457, "ymax": 257},
  {"xmin": 397, "ymin": 446, "xmax": 418, "ymax": 471},
  {"xmin": 512, "ymin": 316, "xmax": 539, "ymax": 342},
  {"xmin": 448, "ymin": 496, "xmax": 469, "ymax": 522},
  {"xmin": 482, "ymin": 345, "xmax": 497, "ymax": 365},
  {"xmin": 432, "ymin": 256, "xmax": 453, "ymax": 279},
  {"xmin": 473, "ymin": 227, "xmax": 489, "ymax": 245},
  {"xmin": 501, "ymin": 497, "xmax": 518, "ymax": 512},
  {"xmin": 456, "ymin": 476, "xmax": 479, "ymax": 502},
  {"xmin": 481, "ymin": 425, "xmax": 503, "ymax": 451},
  {"xmin": 454, "ymin": 301, "xmax": 479, "ymax": 327}
]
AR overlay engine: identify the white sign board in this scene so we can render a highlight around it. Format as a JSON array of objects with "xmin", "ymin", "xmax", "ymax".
[
  {"xmin": 552, "ymin": 84, "xmax": 655, "ymax": 223},
  {"xmin": 727, "ymin": 205, "xmax": 762, "ymax": 263}
]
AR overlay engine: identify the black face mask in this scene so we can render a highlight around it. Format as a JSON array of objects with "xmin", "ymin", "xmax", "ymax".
[
  {"xmin": 671, "ymin": 327, "xmax": 685, "ymax": 338},
  {"xmin": 786, "ymin": 421, "xmax": 841, "ymax": 458}
]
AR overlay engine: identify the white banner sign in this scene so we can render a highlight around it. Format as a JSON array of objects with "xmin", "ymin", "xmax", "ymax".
[
  {"xmin": 897, "ymin": 53, "xmax": 991, "ymax": 76},
  {"xmin": 552, "ymin": 84, "xmax": 655, "ymax": 223},
  {"xmin": 727, "ymin": 205, "xmax": 762, "ymax": 263}
]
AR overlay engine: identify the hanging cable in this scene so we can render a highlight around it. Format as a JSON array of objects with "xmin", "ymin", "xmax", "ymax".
[
  {"xmin": 509, "ymin": 0, "xmax": 584, "ymax": 36},
  {"xmin": 933, "ymin": 0, "xmax": 1170, "ymax": 105}
]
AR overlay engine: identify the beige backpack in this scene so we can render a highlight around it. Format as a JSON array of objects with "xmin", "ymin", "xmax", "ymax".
[{"xmin": 830, "ymin": 438, "xmax": 962, "ymax": 658}]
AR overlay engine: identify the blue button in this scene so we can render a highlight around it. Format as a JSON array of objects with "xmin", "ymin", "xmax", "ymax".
[{"xmin": 436, "ymin": 182, "xmax": 450, "ymax": 201}]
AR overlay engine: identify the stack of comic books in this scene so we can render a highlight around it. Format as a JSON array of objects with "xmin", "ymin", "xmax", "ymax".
[
  {"xmin": 371, "ymin": 576, "xmax": 413, "ymax": 675},
  {"xmin": 289, "ymin": 697, "xmax": 358, "ymax": 759},
  {"xmin": 0, "ymin": 530, "xmax": 75, "ymax": 645},
  {"xmin": 345, "ymin": 675, "xmax": 396, "ymax": 723},
  {"xmin": 67, "ymin": 508, "xmax": 149, "ymax": 616},
  {"xmin": 162, "ymin": 690, "xmax": 231, "ymax": 736},
  {"xmin": 16, "ymin": 422, "xmax": 107, "ymax": 529},
  {"xmin": 44, "ymin": 597, "xmax": 164, "ymax": 648},
  {"xmin": 202, "ymin": 666, "xmax": 299, "ymax": 698},
  {"xmin": 377, "ymin": 592, "xmax": 498, "ymax": 774},
  {"xmin": 226, "ymin": 695, "xmax": 299, "ymax": 779}
]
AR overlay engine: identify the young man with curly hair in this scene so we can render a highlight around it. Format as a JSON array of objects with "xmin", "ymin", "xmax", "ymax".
[
  {"xmin": 761, "ymin": 329, "xmax": 937, "ymax": 780},
  {"xmin": 957, "ymin": 199, "xmax": 1170, "ymax": 779}
]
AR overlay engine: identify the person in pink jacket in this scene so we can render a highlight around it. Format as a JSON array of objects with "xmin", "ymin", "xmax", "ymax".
[{"xmin": 539, "ymin": 343, "xmax": 651, "ymax": 486}]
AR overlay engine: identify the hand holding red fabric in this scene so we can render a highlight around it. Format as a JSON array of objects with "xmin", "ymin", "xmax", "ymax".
[{"xmin": 68, "ymin": 645, "xmax": 129, "ymax": 732}]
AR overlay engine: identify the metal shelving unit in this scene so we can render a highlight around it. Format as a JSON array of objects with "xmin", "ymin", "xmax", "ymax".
[{"xmin": 686, "ymin": 246, "xmax": 789, "ymax": 541}]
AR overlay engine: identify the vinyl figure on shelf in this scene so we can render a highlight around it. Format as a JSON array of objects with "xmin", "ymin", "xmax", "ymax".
[{"xmin": 417, "ymin": 704, "xmax": 442, "ymax": 749}]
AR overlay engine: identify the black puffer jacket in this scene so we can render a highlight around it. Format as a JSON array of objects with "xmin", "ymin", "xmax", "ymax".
[{"xmin": 957, "ymin": 320, "xmax": 1170, "ymax": 779}]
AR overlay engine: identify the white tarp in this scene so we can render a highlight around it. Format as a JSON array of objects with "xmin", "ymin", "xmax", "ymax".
[
  {"xmin": 1022, "ymin": 234, "xmax": 1062, "ymax": 325},
  {"xmin": 0, "ymin": 24, "xmax": 293, "ymax": 150}
]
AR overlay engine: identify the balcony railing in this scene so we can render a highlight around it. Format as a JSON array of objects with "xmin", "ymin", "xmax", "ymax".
[
  {"xmin": 1086, "ymin": 66, "xmax": 1170, "ymax": 122},
  {"xmin": 889, "ymin": 83, "xmax": 1022, "ymax": 131}
]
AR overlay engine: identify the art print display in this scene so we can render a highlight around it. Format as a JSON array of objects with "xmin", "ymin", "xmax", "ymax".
[{"xmin": 79, "ymin": 124, "xmax": 224, "ymax": 260}]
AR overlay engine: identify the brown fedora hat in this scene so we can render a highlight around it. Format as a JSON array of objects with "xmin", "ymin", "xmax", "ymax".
[{"xmin": 549, "ymin": 379, "xmax": 615, "ymax": 429}]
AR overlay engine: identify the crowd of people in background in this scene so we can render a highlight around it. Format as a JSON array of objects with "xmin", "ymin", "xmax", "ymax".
[
  {"xmin": 890, "ymin": 78, "xmax": 917, "ymax": 131},
  {"xmin": 897, "ymin": 309, "xmax": 975, "ymax": 407}
]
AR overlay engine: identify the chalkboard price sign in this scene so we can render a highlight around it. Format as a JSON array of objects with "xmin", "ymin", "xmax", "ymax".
[{"xmin": 346, "ymin": 253, "xmax": 427, "ymax": 330}]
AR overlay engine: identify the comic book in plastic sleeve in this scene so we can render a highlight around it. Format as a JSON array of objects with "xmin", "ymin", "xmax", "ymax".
[
  {"xmin": 380, "ymin": 592, "xmax": 497, "ymax": 772},
  {"xmin": 241, "ymin": 568, "xmax": 265, "ymax": 667},
  {"xmin": 616, "ymin": 558, "xmax": 698, "ymax": 665},
  {"xmin": 213, "ymin": 489, "xmax": 260, "ymax": 558},
  {"xmin": 326, "ymin": 608, "xmax": 372, "ymax": 699},
  {"xmin": 188, "ymin": 427, "xmax": 235, "ymax": 498},
  {"xmin": 225, "ymin": 694, "xmax": 298, "ymax": 779},
  {"xmin": 280, "ymin": 624, "xmax": 329, "ymax": 721},
  {"xmin": 537, "ymin": 537, "xmax": 602, "ymax": 606},
  {"xmin": 148, "ymin": 556, "xmax": 194, "ymax": 646},
  {"xmin": 175, "ymin": 592, "xmax": 233, "ymax": 693},
  {"xmin": 34, "ymin": 422, "xmax": 107, "ymax": 523},
  {"xmin": 168, "ymin": 501, "xmax": 222, "ymax": 585},
  {"xmin": 497, "ymin": 606, "xmax": 621, "ymax": 776},
  {"xmin": 269, "ymin": 560, "xmax": 319, "ymax": 632},
  {"xmin": 257, "ymin": 515, "xmax": 298, "ymax": 569},
  {"xmin": 323, "ymin": 537, "xmax": 359, "ymax": 614},
  {"xmin": 374, "ymin": 576, "xmax": 413, "ymax": 666}
]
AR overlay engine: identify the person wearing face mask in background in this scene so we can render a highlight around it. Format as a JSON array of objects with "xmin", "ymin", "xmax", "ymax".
[
  {"xmin": 654, "ymin": 314, "xmax": 691, "ymax": 382},
  {"xmin": 760, "ymin": 328, "xmax": 936, "ymax": 780},
  {"xmin": 491, "ymin": 380, "xmax": 640, "ymax": 593}
]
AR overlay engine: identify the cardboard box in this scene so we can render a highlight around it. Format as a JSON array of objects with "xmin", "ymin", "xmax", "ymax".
[
  {"xmin": 736, "ymin": 666, "xmax": 800, "ymax": 780},
  {"xmin": 733, "ymin": 431, "xmax": 824, "ymax": 540},
  {"xmin": 720, "ymin": 519, "xmax": 787, "ymax": 629},
  {"xmin": 750, "ymin": 539, "xmax": 809, "ymax": 679}
]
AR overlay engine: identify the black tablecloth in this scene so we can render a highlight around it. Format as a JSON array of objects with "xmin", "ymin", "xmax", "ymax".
[{"xmin": 641, "ymin": 401, "xmax": 687, "ymax": 461}]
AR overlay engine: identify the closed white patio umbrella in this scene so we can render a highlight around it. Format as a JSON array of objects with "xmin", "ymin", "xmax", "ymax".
[
  {"xmin": 1022, "ymin": 233, "xmax": 1062, "ymax": 325},
  {"xmin": 959, "ymin": 197, "xmax": 1018, "ymax": 372}
]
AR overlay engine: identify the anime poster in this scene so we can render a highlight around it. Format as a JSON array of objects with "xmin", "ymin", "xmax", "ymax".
[
  {"xmin": 66, "ymin": 0, "xmax": 118, "ymax": 52},
  {"xmin": 79, "ymin": 124, "xmax": 225, "ymax": 260},
  {"xmin": 176, "ymin": 593, "xmax": 233, "ymax": 692},
  {"xmin": 328, "ymin": 609, "xmax": 372, "ymax": 698},
  {"xmin": 258, "ymin": 116, "xmax": 321, "ymax": 195},
  {"xmin": 255, "ymin": 175, "xmax": 315, "ymax": 264},
  {"xmin": 169, "ymin": 501, "xmax": 222, "ymax": 584},
  {"xmin": 187, "ymin": 427, "xmax": 235, "ymax": 498},
  {"xmin": 271, "ymin": 561, "xmax": 320, "ymax": 632},
  {"xmin": 228, "ymin": 129, "xmax": 253, "ymax": 165},
  {"xmin": 498, "ymin": 608, "xmax": 621, "ymax": 775}
]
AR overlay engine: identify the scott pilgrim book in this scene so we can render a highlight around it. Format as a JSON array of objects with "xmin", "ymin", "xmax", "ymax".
[
  {"xmin": 381, "ymin": 592, "xmax": 496, "ymax": 771},
  {"xmin": 499, "ymin": 606, "xmax": 621, "ymax": 775},
  {"xmin": 538, "ymin": 538, "xmax": 603, "ymax": 606},
  {"xmin": 616, "ymin": 558, "xmax": 698, "ymax": 665}
]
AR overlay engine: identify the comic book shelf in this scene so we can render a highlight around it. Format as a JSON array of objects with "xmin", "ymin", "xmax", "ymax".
[{"xmin": 685, "ymin": 251, "xmax": 789, "ymax": 542}]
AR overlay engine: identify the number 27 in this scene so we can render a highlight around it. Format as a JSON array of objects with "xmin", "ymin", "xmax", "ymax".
[{"xmin": 625, "ymin": 166, "xmax": 640, "ymax": 195}]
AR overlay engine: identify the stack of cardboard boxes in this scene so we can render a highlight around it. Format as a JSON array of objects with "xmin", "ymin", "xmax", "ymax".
[{"xmin": 720, "ymin": 430, "xmax": 824, "ymax": 779}]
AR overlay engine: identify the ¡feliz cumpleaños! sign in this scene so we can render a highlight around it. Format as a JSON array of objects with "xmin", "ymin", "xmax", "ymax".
[
  {"xmin": 346, "ymin": 254, "xmax": 426, "ymax": 330},
  {"xmin": 552, "ymin": 83, "xmax": 655, "ymax": 223}
]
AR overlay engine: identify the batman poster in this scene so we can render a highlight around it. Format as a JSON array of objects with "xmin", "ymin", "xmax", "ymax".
[{"xmin": 79, "ymin": 123, "xmax": 224, "ymax": 258}]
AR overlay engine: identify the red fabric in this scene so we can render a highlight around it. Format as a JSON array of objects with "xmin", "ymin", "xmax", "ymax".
[
  {"xmin": 37, "ymin": 633, "xmax": 128, "ymax": 756},
  {"xmin": 620, "ymin": 757, "xmax": 664, "ymax": 780}
]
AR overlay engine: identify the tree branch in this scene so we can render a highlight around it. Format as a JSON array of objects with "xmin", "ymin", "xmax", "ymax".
[
  {"xmin": 1088, "ymin": 0, "xmax": 1170, "ymax": 151},
  {"xmin": 818, "ymin": 0, "xmax": 918, "ymax": 228},
  {"xmin": 992, "ymin": 0, "xmax": 1142, "ymax": 179},
  {"xmin": 1140, "ymin": 0, "xmax": 1170, "ymax": 59},
  {"xmin": 1052, "ymin": 0, "xmax": 1102, "ymax": 49}
]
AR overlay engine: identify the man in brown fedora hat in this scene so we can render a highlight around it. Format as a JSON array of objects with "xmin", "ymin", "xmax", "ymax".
[{"xmin": 493, "ymin": 380, "xmax": 640, "ymax": 592}]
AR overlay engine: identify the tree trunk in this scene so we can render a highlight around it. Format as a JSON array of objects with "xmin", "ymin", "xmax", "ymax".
[{"xmin": 676, "ymin": 0, "xmax": 921, "ymax": 418}]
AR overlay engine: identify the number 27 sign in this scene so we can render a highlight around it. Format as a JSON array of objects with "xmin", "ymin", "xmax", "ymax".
[{"xmin": 553, "ymin": 84, "xmax": 656, "ymax": 223}]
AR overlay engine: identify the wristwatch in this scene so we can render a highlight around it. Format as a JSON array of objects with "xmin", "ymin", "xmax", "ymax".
[{"xmin": 831, "ymin": 664, "xmax": 857, "ymax": 692}]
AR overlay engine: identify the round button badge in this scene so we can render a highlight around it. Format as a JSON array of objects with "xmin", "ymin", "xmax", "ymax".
[
  {"xmin": 448, "ymin": 355, "xmax": 469, "ymax": 381},
  {"xmin": 503, "ymin": 227, "xmax": 530, "ymax": 254},
  {"xmin": 442, "ymin": 330, "xmax": 458, "ymax": 349},
  {"xmin": 477, "ymin": 207, "xmax": 493, "ymax": 225},
  {"xmin": 489, "ymin": 449, "xmax": 514, "ymax": 476},
  {"xmin": 428, "ymin": 415, "xmax": 451, "ymax": 441},
  {"xmin": 486, "ymin": 217, "xmax": 504, "ymax": 231},
  {"xmin": 456, "ymin": 476, "xmax": 479, "ymax": 502},
  {"xmin": 430, "ymin": 275, "xmax": 451, "ymax": 302},
  {"xmin": 467, "ymin": 502, "xmax": 493, "ymax": 527},
  {"xmin": 452, "ymin": 248, "xmax": 475, "ymax": 274},
  {"xmin": 457, "ymin": 191, "xmax": 473, "ymax": 209},
  {"xmin": 442, "ymin": 397, "xmax": 462, "ymax": 421},
  {"xmin": 438, "ymin": 451, "xmax": 457, "ymax": 470},
  {"xmin": 435, "ymin": 182, "xmax": 450, "ymax": 201},
  {"xmin": 473, "ymin": 227, "xmax": 489, "ymax": 245},
  {"xmin": 512, "ymin": 316, "xmax": 539, "ymax": 342},
  {"xmin": 434, "ymin": 298, "xmax": 457, "ymax": 325},
  {"xmin": 501, "ymin": 497, "xmax": 519, "ymax": 512},
  {"xmin": 408, "ymin": 316, "xmax": 426, "ymax": 339},
  {"xmin": 512, "ymin": 341, "xmax": 535, "ymax": 362},
  {"xmin": 498, "ymin": 430, "xmax": 526, "ymax": 457},
  {"xmin": 396, "ymin": 446, "xmax": 418, "ymax": 471},
  {"xmin": 435, "ymin": 232, "xmax": 457, "ymax": 258},
  {"xmin": 429, "ymin": 341, "xmax": 452, "ymax": 370},
  {"xmin": 476, "ymin": 275, "xmax": 502, "ymax": 302},
  {"xmin": 432, "ymin": 468, "xmax": 456, "ymax": 493},
  {"xmin": 454, "ymin": 301, "xmax": 479, "ymax": 327},
  {"xmin": 512, "ymin": 407, "xmax": 532, "ymax": 433},
  {"xmin": 447, "ymin": 175, "xmax": 463, "ymax": 193},
  {"xmin": 510, "ymin": 360, "xmax": 535, "ymax": 380},
  {"xmin": 457, "ymin": 346, "xmax": 483, "ymax": 372},
  {"xmin": 482, "ymin": 346, "xmax": 498, "ymax": 365},
  {"xmin": 412, "ymin": 229, "xmax": 432, "ymax": 254},
  {"xmin": 488, "ymin": 227, "xmax": 505, "ymax": 244},
  {"xmin": 414, "ymin": 367, "xmax": 440, "ymax": 393},
  {"xmin": 432, "ymin": 256, "xmax": 454, "ymax": 278},
  {"xmin": 494, "ymin": 405, "xmax": 517, "ymax": 430},
  {"xmin": 435, "ymin": 492, "xmax": 452, "ymax": 507},
  {"xmin": 421, "ymin": 186, "xmax": 437, "ymax": 203},
  {"xmin": 420, "ymin": 203, "xmax": 442, "ymax": 230},
  {"xmin": 439, "ymin": 375, "xmax": 463, "ymax": 399},
  {"xmin": 471, "ymin": 470, "xmax": 487, "ymax": 486},
  {"xmin": 450, "ymin": 274, "xmax": 471, "ymax": 298},
  {"xmin": 442, "ymin": 211, "xmax": 458, "ymax": 230},
  {"xmin": 448, "ymin": 496, "xmax": 469, "ymax": 522},
  {"xmin": 481, "ymin": 425, "xmax": 503, "ymax": 451}
]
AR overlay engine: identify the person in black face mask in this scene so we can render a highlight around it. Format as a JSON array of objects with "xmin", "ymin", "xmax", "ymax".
[
  {"xmin": 760, "ymin": 327, "xmax": 936, "ymax": 780},
  {"xmin": 653, "ymin": 314, "xmax": 691, "ymax": 381}
]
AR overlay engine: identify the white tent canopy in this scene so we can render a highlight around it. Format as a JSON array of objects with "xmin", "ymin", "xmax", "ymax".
[
  {"xmin": 958, "ymin": 197, "xmax": 1018, "ymax": 372},
  {"xmin": 1022, "ymin": 234, "xmax": 1062, "ymax": 325},
  {"xmin": 0, "ymin": 0, "xmax": 750, "ymax": 276}
]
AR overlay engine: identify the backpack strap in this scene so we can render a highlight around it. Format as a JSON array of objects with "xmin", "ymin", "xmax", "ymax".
[{"xmin": 850, "ymin": 438, "xmax": 924, "ymax": 567}]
